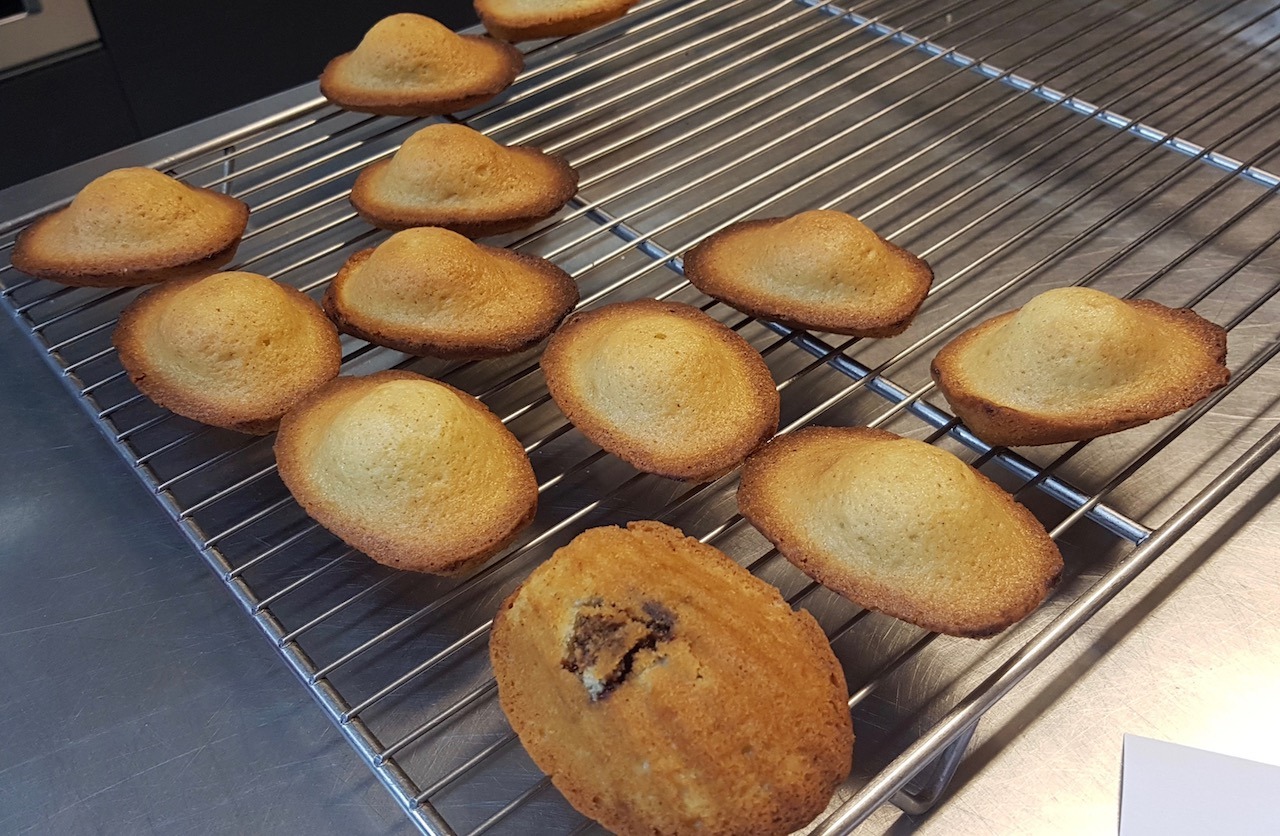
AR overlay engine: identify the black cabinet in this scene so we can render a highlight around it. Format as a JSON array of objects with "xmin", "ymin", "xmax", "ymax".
[
  {"xmin": 0, "ymin": 0, "xmax": 478, "ymax": 190},
  {"xmin": 88, "ymin": 0, "xmax": 478, "ymax": 137},
  {"xmin": 0, "ymin": 46, "xmax": 140, "ymax": 189}
]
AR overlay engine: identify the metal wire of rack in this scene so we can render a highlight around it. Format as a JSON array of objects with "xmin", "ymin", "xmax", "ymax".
[{"xmin": 3, "ymin": 0, "xmax": 1280, "ymax": 832}]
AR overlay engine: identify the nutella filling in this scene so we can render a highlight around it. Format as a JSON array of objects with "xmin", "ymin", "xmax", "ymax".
[{"xmin": 562, "ymin": 600, "xmax": 676, "ymax": 700}]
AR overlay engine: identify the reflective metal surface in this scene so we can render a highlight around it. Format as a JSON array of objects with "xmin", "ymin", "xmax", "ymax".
[
  {"xmin": 2, "ymin": 0, "xmax": 1279, "ymax": 833},
  {"xmin": 0, "ymin": 254, "xmax": 410, "ymax": 834},
  {"xmin": 0, "ymin": 0, "xmax": 99, "ymax": 74}
]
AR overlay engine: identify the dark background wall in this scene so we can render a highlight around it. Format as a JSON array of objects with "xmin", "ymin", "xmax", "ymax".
[{"xmin": 0, "ymin": 1, "xmax": 478, "ymax": 190}]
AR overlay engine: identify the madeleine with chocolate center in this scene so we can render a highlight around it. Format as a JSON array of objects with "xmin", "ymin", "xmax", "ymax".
[
  {"xmin": 324, "ymin": 227, "xmax": 578, "ymax": 358},
  {"xmin": 12, "ymin": 168, "xmax": 249, "ymax": 288},
  {"xmin": 113, "ymin": 272, "xmax": 341, "ymax": 434},
  {"xmin": 274, "ymin": 370, "xmax": 537, "ymax": 575},
  {"xmin": 541, "ymin": 299, "xmax": 779, "ymax": 482},
  {"xmin": 684, "ymin": 210, "xmax": 932, "ymax": 337},
  {"xmin": 476, "ymin": 0, "xmax": 640, "ymax": 42},
  {"xmin": 350, "ymin": 123, "xmax": 577, "ymax": 236},
  {"xmin": 491, "ymin": 520, "xmax": 853, "ymax": 836},
  {"xmin": 321, "ymin": 13, "xmax": 523, "ymax": 116},
  {"xmin": 739, "ymin": 427, "xmax": 1063, "ymax": 637},
  {"xmin": 931, "ymin": 287, "xmax": 1229, "ymax": 446}
]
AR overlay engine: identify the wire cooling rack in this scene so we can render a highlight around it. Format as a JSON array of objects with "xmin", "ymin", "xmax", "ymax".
[{"xmin": 4, "ymin": 0, "xmax": 1280, "ymax": 832}]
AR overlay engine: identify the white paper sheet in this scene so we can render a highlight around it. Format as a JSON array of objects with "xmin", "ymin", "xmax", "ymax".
[{"xmin": 1119, "ymin": 734, "xmax": 1280, "ymax": 835}]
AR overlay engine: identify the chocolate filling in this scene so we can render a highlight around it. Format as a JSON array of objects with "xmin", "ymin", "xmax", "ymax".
[{"xmin": 562, "ymin": 600, "xmax": 676, "ymax": 701}]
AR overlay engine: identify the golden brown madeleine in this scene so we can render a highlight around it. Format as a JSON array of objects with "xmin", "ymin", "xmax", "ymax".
[
  {"xmin": 113, "ymin": 272, "xmax": 341, "ymax": 434},
  {"xmin": 739, "ymin": 427, "xmax": 1063, "ymax": 637},
  {"xmin": 476, "ymin": 0, "xmax": 639, "ymax": 42},
  {"xmin": 349, "ymin": 123, "xmax": 577, "ymax": 236},
  {"xmin": 274, "ymin": 370, "xmax": 537, "ymax": 575},
  {"xmin": 320, "ymin": 14, "xmax": 523, "ymax": 116},
  {"xmin": 12, "ymin": 168, "xmax": 249, "ymax": 288},
  {"xmin": 323, "ymin": 227, "xmax": 578, "ymax": 358},
  {"xmin": 931, "ymin": 287, "xmax": 1230, "ymax": 447},
  {"xmin": 541, "ymin": 300, "xmax": 779, "ymax": 482},
  {"xmin": 491, "ymin": 521, "xmax": 853, "ymax": 836},
  {"xmin": 683, "ymin": 210, "xmax": 932, "ymax": 337}
]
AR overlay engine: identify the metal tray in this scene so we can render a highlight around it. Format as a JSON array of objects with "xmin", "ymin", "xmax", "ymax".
[{"xmin": 3, "ymin": 0, "xmax": 1279, "ymax": 832}]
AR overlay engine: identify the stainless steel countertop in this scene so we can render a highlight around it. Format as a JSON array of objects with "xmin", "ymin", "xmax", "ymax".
[
  {"xmin": 4, "ymin": 3, "xmax": 1280, "ymax": 832},
  {"xmin": 872, "ymin": 470, "xmax": 1280, "ymax": 834},
  {"xmin": 0, "ymin": 89, "xmax": 413, "ymax": 836},
  {"xmin": 4, "ymin": 282, "xmax": 1275, "ymax": 836},
  {"xmin": 0, "ymin": 264, "xmax": 411, "ymax": 834}
]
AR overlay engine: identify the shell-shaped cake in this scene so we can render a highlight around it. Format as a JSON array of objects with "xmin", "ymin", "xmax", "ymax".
[
  {"xmin": 476, "ymin": 0, "xmax": 640, "ymax": 42},
  {"xmin": 320, "ymin": 13, "xmax": 523, "ymax": 116},
  {"xmin": 349, "ymin": 123, "xmax": 577, "ymax": 236},
  {"xmin": 541, "ymin": 300, "xmax": 779, "ymax": 482},
  {"xmin": 113, "ymin": 272, "xmax": 341, "ymax": 434},
  {"xmin": 738, "ymin": 427, "xmax": 1063, "ymax": 637},
  {"xmin": 274, "ymin": 370, "xmax": 537, "ymax": 575},
  {"xmin": 12, "ymin": 168, "xmax": 249, "ymax": 288},
  {"xmin": 323, "ymin": 227, "xmax": 578, "ymax": 358},
  {"xmin": 491, "ymin": 520, "xmax": 853, "ymax": 836},
  {"xmin": 683, "ymin": 210, "xmax": 932, "ymax": 337},
  {"xmin": 931, "ymin": 287, "xmax": 1230, "ymax": 446}
]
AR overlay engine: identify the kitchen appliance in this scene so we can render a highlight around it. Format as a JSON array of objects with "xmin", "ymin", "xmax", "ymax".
[{"xmin": 0, "ymin": 0, "xmax": 98, "ymax": 73}]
